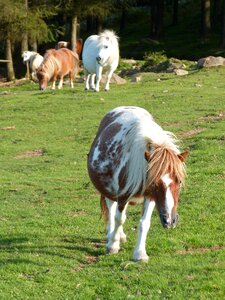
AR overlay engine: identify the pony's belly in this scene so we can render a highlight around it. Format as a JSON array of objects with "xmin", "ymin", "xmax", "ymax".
[
  {"xmin": 129, "ymin": 196, "xmax": 145, "ymax": 205},
  {"xmin": 83, "ymin": 52, "xmax": 98, "ymax": 74}
]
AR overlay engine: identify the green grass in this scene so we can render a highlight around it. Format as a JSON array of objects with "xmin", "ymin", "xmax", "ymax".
[{"xmin": 0, "ymin": 68, "xmax": 225, "ymax": 299}]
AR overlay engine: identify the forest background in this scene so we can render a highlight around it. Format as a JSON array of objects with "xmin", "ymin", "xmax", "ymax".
[{"xmin": 0, "ymin": 0, "xmax": 225, "ymax": 81}]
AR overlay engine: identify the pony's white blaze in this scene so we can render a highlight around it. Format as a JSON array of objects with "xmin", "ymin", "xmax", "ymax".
[
  {"xmin": 82, "ymin": 30, "xmax": 119, "ymax": 92},
  {"xmin": 88, "ymin": 106, "xmax": 187, "ymax": 262},
  {"xmin": 161, "ymin": 174, "xmax": 174, "ymax": 222},
  {"xmin": 161, "ymin": 174, "xmax": 173, "ymax": 187}
]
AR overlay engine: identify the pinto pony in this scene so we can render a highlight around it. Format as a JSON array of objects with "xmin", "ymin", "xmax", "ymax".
[
  {"xmin": 37, "ymin": 48, "xmax": 79, "ymax": 90},
  {"xmin": 82, "ymin": 30, "xmax": 119, "ymax": 92},
  {"xmin": 22, "ymin": 51, "xmax": 43, "ymax": 81},
  {"xmin": 88, "ymin": 106, "xmax": 188, "ymax": 262}
]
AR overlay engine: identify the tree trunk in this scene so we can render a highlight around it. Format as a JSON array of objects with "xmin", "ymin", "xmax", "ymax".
[
  {"xmin": 212, "ymin": 0, "xmax": 219, "ymax": 26},
  {"xmin": 5, "ymin": 38, "xmax": 15, "ymax": 81},
  {"xmin": 21, "ymin": 33, "xmax": 28, "ymax": 53},
  {"xmin": 221, "ymin": 0, "xmax": 225, "ymax": 47},
  {"xmin": 21, "ymin": 0, "xmax": 28, "ymax": 53},
  {"xmin": 96, "ymin": 16, "xmax": 103, "ymax": 33},
  {"xmin": 30, "ymin": 39, "xmax": 38, "ymax": 52},
  {"xmin": 71, "ymin": 16, "xmax": 77, "ymax": 53},
  {"xmin": 150, "ymin": 0, "xmax": 164, "ymax": 37},
  {"xmin": 172, "ymin": 0, "xmax": 178, "ymax": 25},
  {"xmin": 120, "ymin": 8, "xmax": 127, "ymax": 34},
  {"xmin": 200, "ymin": 0, "xmax": 211, "ymax": 42}
]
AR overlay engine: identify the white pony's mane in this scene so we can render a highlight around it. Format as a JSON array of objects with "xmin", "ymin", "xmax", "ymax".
[
  {"xmin": 119, "ymin": 116, "xmax": 181, "ymax": 198},
  {"xmin": 97, "ymin": 30, "xmax": 119, "ymax": 64},
  {"xmin": 98, "ymin": 30, "xmax": 119, "ymax": 45}
]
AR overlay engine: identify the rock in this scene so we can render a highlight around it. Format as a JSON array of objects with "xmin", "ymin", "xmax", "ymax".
[
  {"xmin": 120, "ymin": 59, "xmax": 137, "ymax": 65},
  {"xmin": 197, "ymin": 56, "xmax": 225, "ymax": 68},
  {"xmin": 131, "ymin": 74, "xmax": 142, "ymax": 82},
  {"xmin": 101, "ymin": 73, "xmax": 127, "ymax": 84},
  {"xmin": 174, "ymin": 69, "xmax": 189, "ymax": 76}
]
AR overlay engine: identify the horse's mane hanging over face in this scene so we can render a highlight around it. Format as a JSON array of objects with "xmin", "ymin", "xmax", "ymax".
[
  {"xmin": 146, "ymin": 147, "xmax": 186, "ymax": 187},
  {"xmin": 39, "ymin": 49, "xmax": 59, "ymax": 79},
  {"xmin": 98, "ymin": 30, "xmax": 119, "ymax": 47}
]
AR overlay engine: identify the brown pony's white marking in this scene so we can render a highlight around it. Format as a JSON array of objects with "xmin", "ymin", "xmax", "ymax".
[
  {"xmin": 88, "ymin": 106, "xmax": 188, "ymax": 262},
  {"xmin": 37, "ymin": 48, "xmax": 79, "ymax": 90}
]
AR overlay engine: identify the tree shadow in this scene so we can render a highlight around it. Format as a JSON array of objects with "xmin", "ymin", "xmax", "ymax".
[{"xmin": 0, "ymin": 234, "xmax": 106, "ymax": 266}]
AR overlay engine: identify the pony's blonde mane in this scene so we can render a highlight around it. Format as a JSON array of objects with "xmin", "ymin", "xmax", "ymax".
[
  {"xmin": 39, "ymin": 50, "xmax": 59, "ymax": 79},
  {"xmin": 147, "ymin": 146, "xmax": 186, "ymax": 187},
  {"xmin": 119, "ymin": 118, "xmax": 186, "ymax": 199}
]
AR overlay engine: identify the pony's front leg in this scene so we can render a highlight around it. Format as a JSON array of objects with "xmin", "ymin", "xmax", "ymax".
[
  {"xmin": 52, "ymin": 80, "xmax": 56, "ymax": 90},
  {"xmin": 58, "ymin": 76, "xmax": 64, "ymax": 89},
  {"xmin": 95, "ymin": 66, "xmax": 103, "ymax": 92},
  {"xmin": 133, "ymin": 199, "xmax": 155, "ymax": 262},
  {"xmin": 90, "ymin": 74, "xmax": 96, "ymax": 90},
  {"xmin": 104, "ymin": 69, "xmax": 114, "ymax": 91},
  {"xmin": 106, "ymin": 202, "xmax": 128, "ymax": 254}
]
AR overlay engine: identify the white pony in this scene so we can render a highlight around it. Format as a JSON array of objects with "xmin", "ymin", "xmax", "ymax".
[
  {"xmin": 82, "ymin": 30, "xmax": 119, "ymax": 92},
  {"xmin": 22, "ymin": 51, "xmax": 44, "ymax": 81}
]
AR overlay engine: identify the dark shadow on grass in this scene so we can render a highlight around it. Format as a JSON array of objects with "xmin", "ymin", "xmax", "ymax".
[
  {"xmin": 0, "ymin": 258, "xmax": 42, "ymax": 267},
  {"xmin": 0, "ymin": 237, "xmax": 29, "ymax": 246},
  {"xmin": 0, "ymin": 235, "xmax": 105, "ymax": 264}
]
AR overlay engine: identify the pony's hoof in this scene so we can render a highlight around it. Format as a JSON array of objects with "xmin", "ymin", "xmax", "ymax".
[
  {"xmin": 132, "ymin": 252, "xmax": 149, "ymax": 262},
  {"xmin": 106, "ymin": 247, "xmax": 119, "ymax": 254},
  {"xmin": 120, "ymin": 235, "xmax": 127, "ymax": 243}
]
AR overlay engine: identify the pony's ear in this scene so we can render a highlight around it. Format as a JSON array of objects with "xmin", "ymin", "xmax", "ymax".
[
  {"xmin": 145, "ymin": 151, "xmax": 151, "ymax": 162},
  {"xmin": 178, "ymin": 150, "xmax": 189, "ymax": 162}
]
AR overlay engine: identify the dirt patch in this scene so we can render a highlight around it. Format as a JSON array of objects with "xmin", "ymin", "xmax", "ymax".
[
  {"xmin": 15, "ymin": 149, "xmax": 45, "ymax": 159},
  {"xmin": 0, "ymin": 126, "xmax": 16, "ymax": 131},
  {"xmin": 66, "ymin": 210, "xmax": 86, "ymax": 218},
  {"xmin": 177, "ymin": 245, "xmax": 225, "ymax": 255},
  {"xmin": 200, "ymin": 111, "xmax": 225, "ymax": 123},
  {"xmin": 72, "ymin": 255, "xmax": 99, "ymax": 272},
  {"xmin": 85, "ymin": 255, "xmax": 99, "ymax": 264}
]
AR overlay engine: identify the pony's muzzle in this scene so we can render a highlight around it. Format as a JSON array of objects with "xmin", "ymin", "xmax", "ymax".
[
  {"xmin": 160, "ymin": 213, "xmax": 179, "ymax": 228},
  {"xmin": 39, "ymin": 86, "xmax": 45, "ymax": 91},
  {"xmin": 96, "ymin": 56, "xmax": 101, "ymax": 64}
]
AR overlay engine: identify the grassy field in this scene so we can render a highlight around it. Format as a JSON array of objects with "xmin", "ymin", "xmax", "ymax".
[{"xmin": 0, "ymin": 67, "xmax": 225, "ymax": 299}]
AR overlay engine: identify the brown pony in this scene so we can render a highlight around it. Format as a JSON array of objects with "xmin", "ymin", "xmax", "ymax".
[
  {"xmin": 88, "ymin": 106, "xmax": 188, "ymax": 262},
  {"xmin": 37, "ymin": 48, "xmax": 79, "ymax": 90},
  {"xmin": 56, "ymin": 39, "xmax": 83, "ymax": 58}
]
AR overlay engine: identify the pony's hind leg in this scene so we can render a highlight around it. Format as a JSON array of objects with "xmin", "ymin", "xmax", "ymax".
[
  {"xmin": 106, "ymin": 200, "xmax": 128, "ymax": 254},
  {"xmin": 69, "ymin": 71, "xmax": 74, "ymax": 88}
]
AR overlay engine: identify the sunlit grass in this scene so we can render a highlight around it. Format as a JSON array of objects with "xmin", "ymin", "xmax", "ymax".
[{"xmin": 0, "ymin": 68, "xmax": 224, "ymax": 299}]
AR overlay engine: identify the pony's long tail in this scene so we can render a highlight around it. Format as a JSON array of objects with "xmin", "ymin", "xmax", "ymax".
[
  {"xmin": 76, "ymin": 39, "xmax": 83, "ymax": 58},
  {"xmin": 100, "ymin": 194, "xmax": 108, "ymax": 223}
]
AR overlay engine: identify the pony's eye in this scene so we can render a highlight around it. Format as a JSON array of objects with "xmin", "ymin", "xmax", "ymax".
[{"xmin": 104, "ymin": 45, "xmax": 108, "ymax": 49}]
